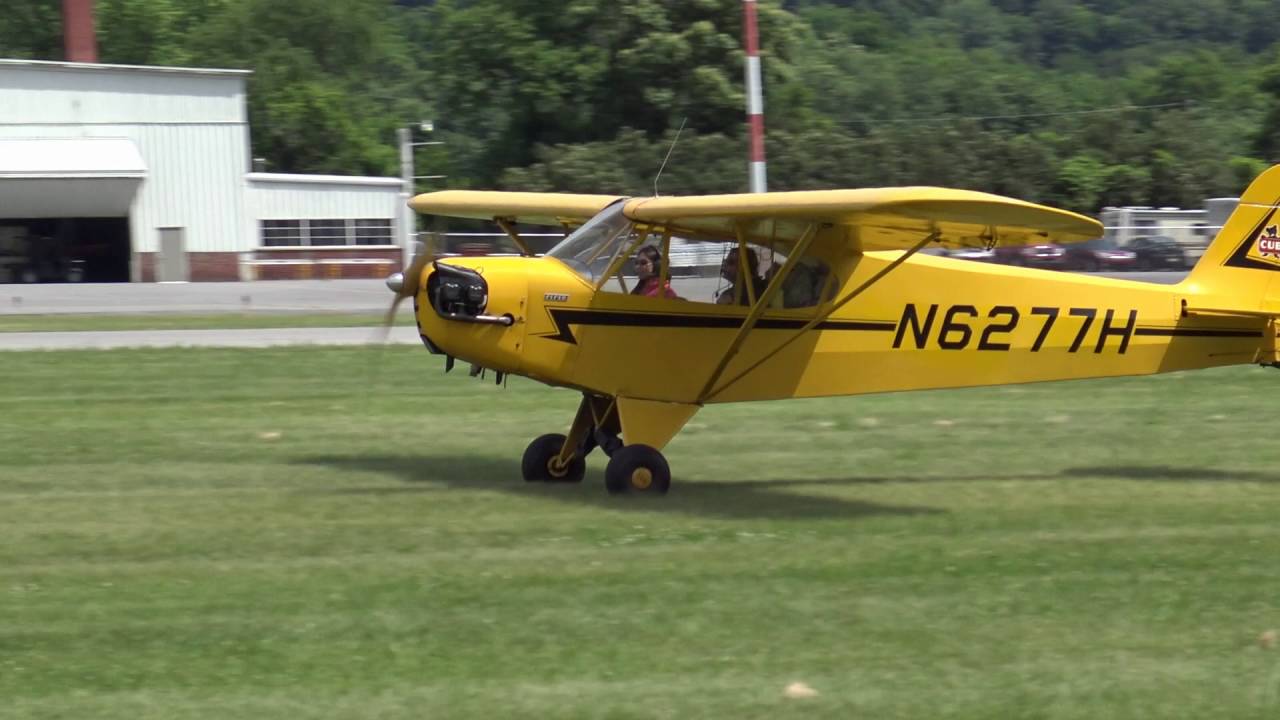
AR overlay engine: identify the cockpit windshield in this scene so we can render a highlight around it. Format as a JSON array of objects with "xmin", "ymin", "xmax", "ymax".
[{"xmin": 546, "ymin": 199, "xmax": 633, "ymax": 282}]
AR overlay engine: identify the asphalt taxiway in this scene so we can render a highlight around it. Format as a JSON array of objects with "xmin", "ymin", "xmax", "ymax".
[{"xmin": 0, "ymin": 273, "xmax": 1186, "ymax": 351}]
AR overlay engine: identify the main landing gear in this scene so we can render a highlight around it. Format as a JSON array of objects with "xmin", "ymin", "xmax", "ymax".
[
  {"xmin": 521, "ymin": 433, "xmax": 586, "ymax": 483},
  {"xmin": 520, "ymin": 394, "xmax": 679, "ymax": 495},
  {"xmin": 603, "ymin": 443, "xmax": 671, "ymax": 495}
]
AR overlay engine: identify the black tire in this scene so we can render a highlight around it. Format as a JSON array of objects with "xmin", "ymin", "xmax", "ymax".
[
  {"xmin": 604, "ymin": 444, "xmax": 671, "ymax": 495},
  {"xmin": 521, "ymin": 433, "xmax": 585, "ymax": 483}
]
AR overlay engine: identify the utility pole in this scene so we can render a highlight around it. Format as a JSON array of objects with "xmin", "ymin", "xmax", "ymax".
[
  {"xmin": 398, "ymin": 128, "xmax": 414, "ymax": 267},
  {"xmin": 397, "ymin": 122, "xmax": 446, "ymax": 266},
  {"xmin": 743, "ymin": 0, "xmax": 767, "ymax": 193}
]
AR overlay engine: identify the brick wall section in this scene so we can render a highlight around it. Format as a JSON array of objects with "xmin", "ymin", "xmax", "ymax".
[
  {"xmin": 189, "ymin": 253, "xmax": 240, "ymax": 282},
  {"xmin": 249, "ymin": 248, "xmax": 403, "ymax": 281},
  {"xmin": 137, "ymin": 253, "xmax": 156, "ymax": 283},
  {"xmin": 136, "ymin": 249, "xmax": 404, "ymax": 282}
]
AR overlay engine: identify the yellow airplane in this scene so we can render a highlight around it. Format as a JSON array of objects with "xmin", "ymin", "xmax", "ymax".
[{"xmin": 385, "ymin": 166, "xmax": 1280, "ymax": 496}]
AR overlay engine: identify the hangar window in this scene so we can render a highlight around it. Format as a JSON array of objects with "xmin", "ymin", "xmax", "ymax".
[
  {"xmin": 308, "ymin": 219, "xmax": 348, "ymax": 245},
  {"xmin": 259, "ymin": 218, "xmax": 396, "ymax": 247},
  {"xmin": 262, "ymin": 220, "xmax": 303, "ymax": 246},
  {"xmin": 355, "ymin": 219, "xmax": 394, "ymax": 245}
]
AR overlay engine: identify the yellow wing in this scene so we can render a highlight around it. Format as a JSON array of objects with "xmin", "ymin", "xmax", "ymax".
[
  {"xmin": 409, "ymin": 190, "xmax": 622, "ymax": 227},
  {"xmin": 624, "ymin": 187, "xmax": 1102, "ymax": 252}
]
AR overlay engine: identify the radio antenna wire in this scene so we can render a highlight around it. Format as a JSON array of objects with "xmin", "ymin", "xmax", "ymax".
[{"xmin": 653, "ymin": 117, "xmax": 687, "ymax": 198}]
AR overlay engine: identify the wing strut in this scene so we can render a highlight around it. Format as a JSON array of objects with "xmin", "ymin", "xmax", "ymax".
[
  {"xmin": 695, "ymin": 223, "xmax": 820, "ymax": 403},
  {"xmin": 705, "ymin": 229, "xmax": 940, "ymax": 401},
  {"xmin": 494, "ymin": 217, "xmax": 533, "ymax": 256}
]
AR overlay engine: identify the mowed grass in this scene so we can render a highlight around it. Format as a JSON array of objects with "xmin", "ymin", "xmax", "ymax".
[
  {"xmin": 1, "ymin": 347, "xmax": 1279, "ymax": 719},
  {"xmin": 0, "ymin": 312, "xmax": 410, "ymax": 333}
]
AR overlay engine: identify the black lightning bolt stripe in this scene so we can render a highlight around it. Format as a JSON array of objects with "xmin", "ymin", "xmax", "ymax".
[
  {"xmin": 541, "ymin": 307, "xmax": 896, "ymax": 344},
  {"xmin": 1224, "ymin": 198, "xmax": 1280, "ymax": 271}
]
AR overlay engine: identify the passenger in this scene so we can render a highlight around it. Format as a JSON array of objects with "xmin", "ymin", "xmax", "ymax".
[
  {"xmin": 716, "ymin": 247, "xmax": 768, "ymax": 306},
  {"xmin": 630, "ymin": 246, "xmax": 679, "ymax": 299}
]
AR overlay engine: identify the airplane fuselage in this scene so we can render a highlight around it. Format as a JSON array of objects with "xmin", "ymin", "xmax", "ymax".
[{"xmin": 415, "ymin": 252, "xmax": 1269, "ymax": 405}]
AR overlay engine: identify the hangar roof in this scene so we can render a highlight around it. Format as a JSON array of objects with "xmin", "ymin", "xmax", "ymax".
[{"xmin": 0, "ymin": 58, "xmax": 250, "ymax": 77}]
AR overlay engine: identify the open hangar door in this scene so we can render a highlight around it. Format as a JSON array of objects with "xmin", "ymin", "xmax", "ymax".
[
  {"xmin": 0, "ymin": 138, "xmax": 145, "ymax": 283},
  {"xmin": 0, "ymin": 218, "xmax": 131, "ymax": 283}
]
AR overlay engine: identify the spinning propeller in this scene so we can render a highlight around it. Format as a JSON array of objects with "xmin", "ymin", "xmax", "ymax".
[{"xmin": 382, "ymin": 236, "xmax": 437, "ymax": 333}]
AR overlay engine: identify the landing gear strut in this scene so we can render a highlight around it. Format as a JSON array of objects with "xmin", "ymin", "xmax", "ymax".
[{"xmin": 519, "ymin": 394, "xmax": 676, "ymax": 495}]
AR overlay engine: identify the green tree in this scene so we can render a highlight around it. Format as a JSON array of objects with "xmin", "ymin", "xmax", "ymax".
[
  {"xmin": 5, "ymin": 0, "xmax": 1279, "ymax": 209},
  {"xmin": 0, "ymin": 1, "xmax": 62, "ymax": 60},
  {"xmin": 184, "ymin": 0, "xmax": 432, "ymax": 176}
]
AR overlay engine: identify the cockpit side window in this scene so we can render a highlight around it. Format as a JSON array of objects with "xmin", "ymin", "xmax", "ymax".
[
  {"xmin": 773, "ymin": 253, "xmax": 835, "ymax": 308},
  {"xmin": 662, "ymin": 237, "xmax": 833, "ymax": 308},
  {"xmin": 551, "ymin": 210, "xmax": 837, "ymax": 308},
  {"xmin": 598, "ymin": 229, "xmax": 683, "ymax": 299}
]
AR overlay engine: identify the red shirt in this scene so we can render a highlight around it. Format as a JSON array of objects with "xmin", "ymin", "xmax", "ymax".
[{"xmin": 633, "ymin": 277, "xmax": 679, "ymax": 299}]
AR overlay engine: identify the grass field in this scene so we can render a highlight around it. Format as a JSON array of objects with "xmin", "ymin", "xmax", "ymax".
[
  {"xmin": 0, "ymin": 312, "xmax": 411, "ymax": 333},
  {"xmin": 2, "ymin": 347, "xmax": 1279, "ymax": 719}
]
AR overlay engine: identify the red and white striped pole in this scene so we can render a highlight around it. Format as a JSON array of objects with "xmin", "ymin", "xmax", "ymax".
[{"xmin": 743, "ymin": 0, "xmax": 767, "ymax": 193}]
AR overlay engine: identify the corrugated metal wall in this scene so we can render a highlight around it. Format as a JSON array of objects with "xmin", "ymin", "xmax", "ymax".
[
  {"xmin": 0, "ymin": 62, "xmax": 250, "ymax": 256},
  {"xmin": 0, "ymin": 62, "xmax": 246, "ymax": 125},
  {"xmin": 245, "ymin": 176, "xmax": 403, "ymax": 248},
  {"xmin": 130, "ymin": 123, "xmax": 250, "ymax": 253},
  {"xmin": 0, "ymin": 61, "xmax": 403, "ymax": 266},
  {"xmin": 246, "ymin": 177, "xmax": 402, "ymax": 220},
  {"xmin": 0, "ymin": 122, "xmax": 251, "ymax": 253}
]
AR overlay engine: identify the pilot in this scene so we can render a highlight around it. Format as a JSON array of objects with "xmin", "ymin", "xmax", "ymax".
[
  {"xmin": 716, "ymin": 246, "xmax": 768, "ymax": 306},
  {"xmin": 630, "ymin": 246, "xmax": 679, "ymax": 299}
]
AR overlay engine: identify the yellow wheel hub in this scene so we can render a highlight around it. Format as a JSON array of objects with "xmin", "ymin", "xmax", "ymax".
[
  {"xmin": 546, "ymin": 457, "xmax": 570, "ymax": 478},
  {"xmin": 630, "ymin": 467, "xmax": 653, "ymax": 490}
]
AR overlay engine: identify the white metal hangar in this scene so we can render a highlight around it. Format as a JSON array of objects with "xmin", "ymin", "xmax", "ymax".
[{"xmin": 0, "ymin": 58, "xmax": 405, "ymax": 283}]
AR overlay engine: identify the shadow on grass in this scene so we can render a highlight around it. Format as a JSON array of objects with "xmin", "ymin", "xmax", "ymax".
[
  {"xmin": 765, "ymin": 465, "xmax": 1279, "ymax": 485},
  {"xmin": 746, "ymin": 465, "xmax": 1279, "ymax": 486},
  {"xmin": 1060, "ymin": 465, "xmax": 1279, "ymax": 482},
  {"xmin": 299, "ymin": 454, "xmax": 943, "ymax": 521},
  {"xmin": 298, "ymin": 456, "xmax": 1274, "ymax": 520}
]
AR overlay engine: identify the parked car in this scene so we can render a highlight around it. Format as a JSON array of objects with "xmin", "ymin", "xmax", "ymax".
[
  {"xmin": 1127, "ymin": 235, "xmax": 1188, "ymax": 270},
  {"xmin": 992, "ymin": 243, "xmax": 1067, "ymax": 269},
  {"xmin": 942, "ymin": 246, "xmax": 996, "ymax": 263},
  {"xmin": 1062, "ymin": 239, "xmax": 1136, "ymax": 272}
]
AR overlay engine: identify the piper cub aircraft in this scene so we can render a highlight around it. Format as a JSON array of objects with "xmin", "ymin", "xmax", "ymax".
[{"xmin": 386, "ymin": 166, "xmax": 1280, "ymax": 496}]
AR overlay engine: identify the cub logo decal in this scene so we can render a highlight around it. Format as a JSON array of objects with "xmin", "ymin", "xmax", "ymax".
[
  {"xmin": 1259, "ymin": 225, "xmax": 1280, "ymax": 259},
  {"xmin": 1229, "ymin": 213, "xmax": 1280, "ymax": 270}
]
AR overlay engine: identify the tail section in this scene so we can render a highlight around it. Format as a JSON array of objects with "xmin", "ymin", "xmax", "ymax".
[{"xmin": 1180, "ymin": 164, "xmax": 1280, "ymax": 314}]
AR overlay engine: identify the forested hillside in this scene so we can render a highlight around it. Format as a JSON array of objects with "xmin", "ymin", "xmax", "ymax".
[{"xmin": 6, "ymin": 0, "xmax": 1280, "ymax": 212}]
